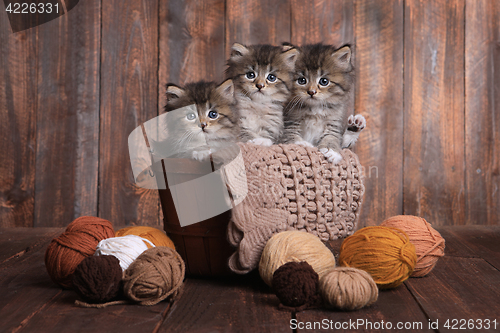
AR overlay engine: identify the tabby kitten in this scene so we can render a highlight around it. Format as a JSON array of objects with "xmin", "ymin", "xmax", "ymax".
[
  {"xmin": 282, "ymin": 44, "xmax": 355, "ymax": 164},
  {"xmin": 163, "ymin": 79, "xmax": 239, "ymax": 161},
  {"xmin": 226, "ymin": 43, "xmax": 299, "ymax": 146}
]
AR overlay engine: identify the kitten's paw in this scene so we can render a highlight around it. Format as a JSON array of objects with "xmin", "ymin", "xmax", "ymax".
[
  {"xmin": 249, "ymin": 138, "xmax": 273, "ymax": 147},
  {"xmin": 319, "ymin": 148, "xmax": 343, "ymax": 164},
  {"xmin": 347, "ymin": 114, "xmax": 366, "ymax": 132},
  {"xmin": 192, "ymin": 149, "xmax": 212, "ymax": 161},
  {"xmin": 294, "ymin": 140, "xmax": 314, "ymax": 148}
]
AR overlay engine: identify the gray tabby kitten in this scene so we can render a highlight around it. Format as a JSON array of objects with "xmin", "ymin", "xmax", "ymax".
[
  {"xmin": 282, "ymin": 44, "xmax": 355, "ymax": 164},
  {"xmin": 226, "ymin": 43, "xmax": 299, "ymax": 146},
  {"xmin": 163, "ymin": 80, "xmax": 239, "ymax": 161}
]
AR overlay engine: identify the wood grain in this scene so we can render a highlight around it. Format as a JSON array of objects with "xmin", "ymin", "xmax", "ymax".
[
  {"xmin": 226, "ymin": 0, "xmax": 291, "ymax": 58},
  {"xmin": 20, "ymin": 292, "xmax": 171, "ymax": 333},
  {"xmin": 158, "ymin": 0, "xmax": 225, "ymax": 111},
  {"xmin": 100, "ymin": 0, "xmax": 160, "ymax": 226},
  {"xmin": 0, "ymin": 231, "xmax": 62, "ymax": 333},
  {"xmin": 443, "ymin": 225, "xmax": 500, "ymax": 270},
  {"xmin": 296, "ymin": 286, "xmax": 433, "ymax": 332},
  {"xmin": 405, "ymin": 256, "xmax": 500, "ymax": 329},
  {"xmin": 33, "ymin": 0, "xmax": 100, "ymax": 227},
  {"xmin": 0, "ymin": 227, "xmax": 61, "ymax": 265},
  {"xmin": 0, "ymin": 8, "xmax": 37, "ymax": 227},
  {"xmin": 354, "ymin": 0, "xmax": 404, "ymax": 227},
  {"xmin": 160, "ymin": 273, "xmax": 292, "ymax": 332},
  {"xmin": 290, "ymin": 0, "xmax": 354, "ymax": 46},
  {"xmin": 465, "ymin": 0, "xmax": 500, "ymax": 226},
  {"xmin": 403, "ymin": 0, "xmax": 465, "ymax": 226}
]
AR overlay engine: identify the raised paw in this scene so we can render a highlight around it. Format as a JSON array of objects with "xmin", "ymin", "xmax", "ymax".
[
  {"xmin": 249, "ymin": 138, "xmax": 273, "ymax": 146},
  {"xmin": 294, "ymin": 140, "xmax": 314, "ymax": 148},
  {"xmin": 347, "ymin": 114, "xmax": 366, "ymax": 132},
  {"xmin": 192, "ymin": 149, "xmax": 212, "ymax": 161},
  {"xmin": 319, "ymin": 148, "xmax": 343, "ymax": 165}
]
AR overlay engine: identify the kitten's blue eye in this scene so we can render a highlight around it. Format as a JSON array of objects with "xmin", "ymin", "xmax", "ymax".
[
  {"xmin": 246, "ymin": 72, "xmax": 256, "ymax": 79},
  {"xmin": 267, "ymin": 74, "xmax": 277, "ymax": 82},
  {"xmin": 186, "ymin": 112, "xmax": 196, "ymax": 120},
  {"xmin": 297, "ymin": 77, "xmax": 307, "ymax": 85},
  {"xmin": 319, "ymin": 78, "xmax": 329, "ymax": 86},
  {"xmin": 208, "ymin": 110, "xmax": 219, "ymax": 119}
]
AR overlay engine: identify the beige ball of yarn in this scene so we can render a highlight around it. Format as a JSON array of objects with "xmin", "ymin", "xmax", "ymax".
[
  {"xmin": 320, "ymin": 267, "xmax": 378, "ymax": 311},
  {"xmin": 259, "ymin": 231, "xmax": 336, "ymax": 287}
]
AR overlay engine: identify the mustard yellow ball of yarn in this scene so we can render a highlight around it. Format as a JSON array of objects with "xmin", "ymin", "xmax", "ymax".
[
  {"xmin": 320, "ymin": 267, "xmax": 378, "ymax": 311},
  {"xmin": 115, "ymin": 226, "xmax": 175, "ymax": 250},
  {"xmin": 338, "ymin": 226, "xmax": 416, "ymax": 289},
  {"xmin": 259, "ymin": 231, "xmax": 336, "ymax": 287}
]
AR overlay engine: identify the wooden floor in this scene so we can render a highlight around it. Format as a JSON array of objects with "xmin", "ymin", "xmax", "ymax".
[{"xmin": 1, "ymin": 226, "xmax": 499, "ymax": 333}]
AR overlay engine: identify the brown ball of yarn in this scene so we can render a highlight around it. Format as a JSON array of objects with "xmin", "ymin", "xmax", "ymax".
[
  {"xmin": 72, "ymin": 255, "xmax": 122, "ymax": 303},
  {"xmin": 259, "ymin": 231, "xmax": 336, "ymax": 287},
  {"xmin": 380, "ymin": 215, "xmax": 445, "ymax": 277},
  {"xmin": 320, "ymin": 267, "xmax": 378, "ymax": 311},
  {"xmin": 272, "ymin": 261, "xmax": 321, "ymax": 312},
  {"xmin": 45, "ymin": 216, "xmax": 115, "ymax": 289},
  {"xmin": 123, "ymin": 246, "xmax": 185, "ymax": 305}
]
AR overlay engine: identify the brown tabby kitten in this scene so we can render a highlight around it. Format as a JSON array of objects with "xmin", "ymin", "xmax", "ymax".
[
  {"xmin": 282, "ymin": 44, "xmax": 355, "ymax": 164},
  {"xmin": 163, "ymin": 80, "xmax": 239, "ymax": 160},
  {"xmin": 226, "ymin": 43, "xmax": 299, "ymax": 146}
]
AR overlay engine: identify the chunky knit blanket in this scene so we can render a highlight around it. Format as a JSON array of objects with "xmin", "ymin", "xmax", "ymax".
[{"xmin": 225, "ymin": 143, "xmax": 365, "ymax": 274}]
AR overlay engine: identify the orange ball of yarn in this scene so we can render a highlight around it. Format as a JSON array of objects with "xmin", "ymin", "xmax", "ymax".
[
  {"xmin": 339, "ymin": 226, "xmax": 416, "ymax": 289},
  {"xmin": 115, "ymin": 226, "xmax": 175, "ymax": 249},
  {"xmin": 45, "ymin": 216, "xmax": 115, "ymax": 289},
  {"xmin": 381, "ymin": 215, "xmax": 445, "ymax": 277}
]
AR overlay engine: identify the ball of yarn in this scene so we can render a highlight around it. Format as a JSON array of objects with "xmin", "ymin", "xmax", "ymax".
[
  {"xmin": 45, "ymin": 216, "xmax": 115, "ymax": 289},
  {"xmin": 94, "ymin": 235, "xmax": 154, "ymax": 271},
  {"xmin": 259, "ymin": 231, "xmax": 336, "ymax": 287},
  {"xmin": 115, "ymin": 226, "xmax": 175, "ymax": 249},
  {"xmin": 72, "ymin": 255, "xmax": 122, "ymax": 303},
  {"xmin": 320, "ymin": 267, "xmax": 378, "ymax": 311},
  {"xmin": 338, "ymin": 226, "xmax": 416, "ymax": 289},
  {"xmin": 380, "ymin": 215, "xmax": 445, "ymax": 277},
  {"xmin": 123, "ymin": 246, "xmax": 185, "ymax": 305},
  {"xmin": 272, "ymin": 261, "xmax": 320, "ymax": 311}
]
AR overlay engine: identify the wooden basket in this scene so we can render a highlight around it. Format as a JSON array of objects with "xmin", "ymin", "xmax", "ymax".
[{"xmin": 158, "ymin": 158, "xmax": 235, "ymax": 276}]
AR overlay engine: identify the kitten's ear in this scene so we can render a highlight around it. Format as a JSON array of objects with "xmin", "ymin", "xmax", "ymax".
[
  {"xmin": 216, "ymin": 79, "xmax": 235, "ymax": 102},
  {"xmin": 332, "ymin": 46, "xmax": 352, "ymax": 70},
  {"xmin": 230, "ymin": 43, "xmax": 250, "ymax": 60},
  {"xmin": 281, "ymin": 47, "xmax": 300, "ymax": 70},
  {"xmin": 166, "ymin": 84, "xmax": 185, "ymax": 102},
  {"xmin": 281, "ymin": 42, "xmax": 295, "ymax": 52}
]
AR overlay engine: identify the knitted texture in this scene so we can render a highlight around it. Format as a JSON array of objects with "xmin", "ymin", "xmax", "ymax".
[{"xmin": 227, "ymin": 143, "xmax": 364, "ymax": 274}]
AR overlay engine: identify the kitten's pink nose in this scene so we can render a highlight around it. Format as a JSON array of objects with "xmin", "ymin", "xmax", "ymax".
[
  {"xmin": 256, "ymin": 83, "xmax": 264, "ymax": 90},
  {"xmin": 307, "ymin": 90, "xmax": 316, "ymax": 96}
]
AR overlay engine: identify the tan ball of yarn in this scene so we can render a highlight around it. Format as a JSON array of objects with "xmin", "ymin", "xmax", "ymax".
[
  {"xmin": 380, "ymin": 215, "xmax": 445, "ymax": 277},
  {"xmin": 320, "ymin": 267, "xmax": 378, "ymax": 311},
  {"xmin": 259, "ymin": 231, "xmax": 336, "ymax": 287},
  {"xmin": 123, "ymin": 246, "xmax": 185, "ymax": 305}
]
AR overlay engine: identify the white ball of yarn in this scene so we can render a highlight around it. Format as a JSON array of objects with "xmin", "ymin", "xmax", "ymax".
[{"xmin": 94, "ymin": 235, "xmax": 155, "ymax": 271}]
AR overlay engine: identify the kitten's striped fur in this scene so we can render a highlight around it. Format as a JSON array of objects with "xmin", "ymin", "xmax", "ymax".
[
  {"xmin": 282, "ymin": 44, "xmax": 355, "ymax": 164},
  {"xmin": 226, "ymin": 43, "xmax": 298, "ymax": 146}
]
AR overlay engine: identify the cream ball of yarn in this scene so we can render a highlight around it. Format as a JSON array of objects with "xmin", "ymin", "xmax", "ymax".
[
  {"xmin": 259, "ymin": 231, "xmax": 336, "ymax": 287},
  {"xmin": 320, "ymin": 267, "xmax": 378, "ymax": 311},
  {"xmin": 94, "ymin": 235, "xmax": 154, "ymax": 271}
]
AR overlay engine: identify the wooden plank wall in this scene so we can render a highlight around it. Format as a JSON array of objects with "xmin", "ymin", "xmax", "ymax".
[{"xmin": 0, "ymin": 0, "xmax": 498, "ymax": 228}]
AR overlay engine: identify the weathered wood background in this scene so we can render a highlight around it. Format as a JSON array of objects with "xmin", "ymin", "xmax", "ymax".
[{"xmin": 1, "ymin": 0, "xmax": 498, "ymax": 228}]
